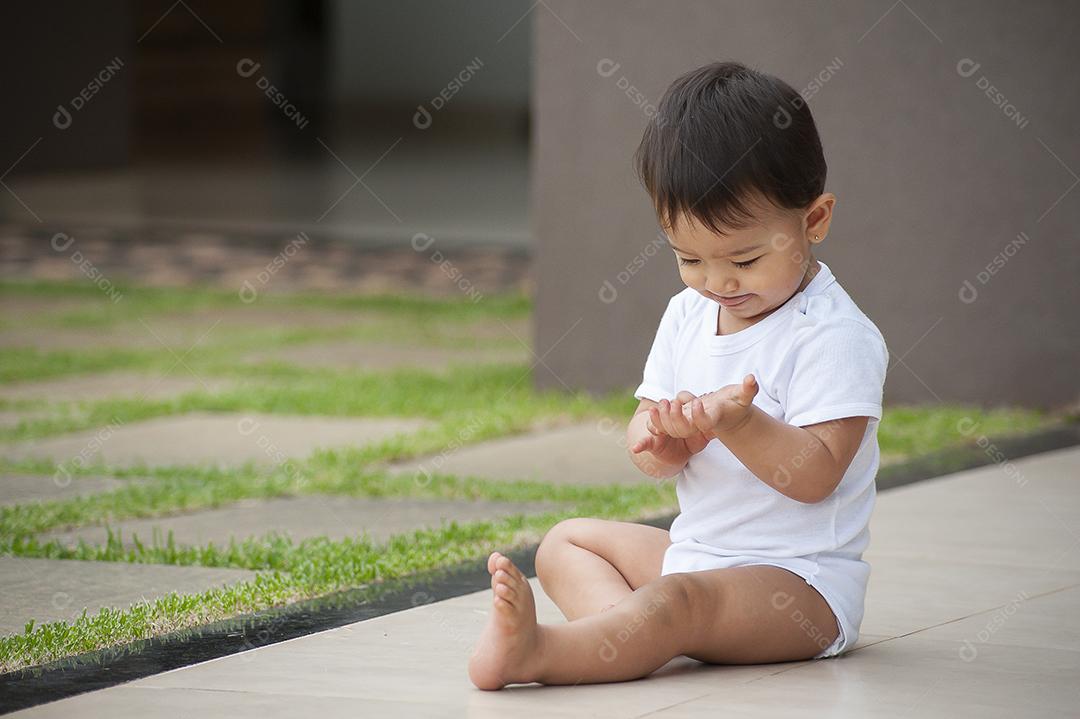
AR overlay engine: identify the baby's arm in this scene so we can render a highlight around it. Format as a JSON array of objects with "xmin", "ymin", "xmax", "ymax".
[{"xmin": 710, "ymin": 404, "xmax": 868, "ymax": 503}]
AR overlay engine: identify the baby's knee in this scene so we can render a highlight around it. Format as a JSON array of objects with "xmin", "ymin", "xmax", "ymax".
[
  {"xmin": 634, "ymin": 574, "xmax": 692, "ymax": 622},
  {"xmin": 534, "ymin": 517, "xmax": 600, "ymax": 579},
  {"xmin": 534, "ymin": 519, "xmax": 574, "ymax": 577},
  {"xmin": 642, "ymin": 573, "xmax": 717, "ymax": 633}
]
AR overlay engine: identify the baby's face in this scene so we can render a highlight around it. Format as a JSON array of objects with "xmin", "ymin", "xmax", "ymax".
[{"xmin": 662, "ymin": 205, "xmax": 818, "ymax": 321}]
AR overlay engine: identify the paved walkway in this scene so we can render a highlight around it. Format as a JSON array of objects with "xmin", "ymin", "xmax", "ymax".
[
  {"xmin": 5, "ymin": 412, "xmax": 432, "ymax": 468},
  {"xmin": 12, "ymin": 445, "xmax": 1078, "ymax": 716},
  {"xmin": 0, "ymin": 392, "xmax": 623, "ymax": 645},
  {"xmin": 387, "ymin": 421, "xmax": 646, "ymax": 486},
  {"xmin": 37, "ymin": 496, "xmax": 573, "ymax": 550}
]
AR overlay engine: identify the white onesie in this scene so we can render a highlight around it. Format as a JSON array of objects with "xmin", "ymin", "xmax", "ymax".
[{"xmin": 634, "ymin": 260, "xmax": 889, "ymax": 658}]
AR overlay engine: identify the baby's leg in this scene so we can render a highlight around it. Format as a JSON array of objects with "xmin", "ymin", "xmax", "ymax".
[
  {"xmin": 468, "ymin": 552, "xmax": 840, "ymax": 689},
  {"xmin": 534, "ymin": 518, "xmax": 671, "ymax": 621}
]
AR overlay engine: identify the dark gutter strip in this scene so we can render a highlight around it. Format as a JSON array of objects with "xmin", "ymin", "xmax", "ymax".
[{"xmin": 2, "ymin": 424, "xmax": 1077, "ymax": 714}]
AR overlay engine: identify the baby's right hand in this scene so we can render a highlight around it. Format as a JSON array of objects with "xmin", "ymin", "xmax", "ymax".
[{"xmin": 636, "ymin": 393, "xmax": 713, "ymax": 456}]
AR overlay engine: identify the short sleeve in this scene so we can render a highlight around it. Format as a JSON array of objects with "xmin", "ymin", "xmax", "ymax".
[
  {"xmin": 633, "ymin": 293, "xmax": 685, "ymax": 402},
  {"xmin": 779, "ymin": 319, "xmax": 888, "ymax": 427}
]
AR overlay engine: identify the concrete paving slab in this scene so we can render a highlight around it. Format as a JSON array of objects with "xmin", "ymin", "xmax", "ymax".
[
  {"xmin": 2, "ymin": 412, "xmax": 431, "ymax": 468},
  {"xmin": 388, "ymin": 421, "xmax": 644, "ymax": 486},
  {"xmin": 859, "ymin": 554, "xmax": 1080, "ymax": 639},
  {"xmin": 0, "ymin": 297, "xmax": 86, "ymax": 319},
  {"xmin": 0, "ymin": 373, "xmax": 234, "ymax": 403},
  {"xmin": 10, "ymin": 446, "xmax": 1079, "ymax": 717},
  {"xmin": 37, "ymin": 495, "xmax": 573, "ymax": 548},
  {"xmin": 0, "ymin": 409, "xmax": 48, "ymax": 430},
  {"xmin": 865, "ymin": 445, "xmax": 1080, "ymax": 570},
  {"xmin": 907, "ymin": 583, "xmax": 1080, "ymax": 654},
  {"xmin": 1, "ymin": 474, "xmax": 148, "ymax": 507},
  {"xmin": 0, "ymin": 557, "xmax": 257, "ymax": 637},
  {"xmin": 644, "ymin": 634, "xmax": 1080, "ymax": 717},
  {"xmin": 246, "ymin": 340, "xmax": 529, "ymax": 372},
  {"xmin": 6, "ymin": 688, "xmax": 511, "ymax": 719}
]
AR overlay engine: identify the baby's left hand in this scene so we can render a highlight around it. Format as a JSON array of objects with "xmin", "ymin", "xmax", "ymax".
[{"xmin": 676, "ymin": 374, "xmax": 760, "ymax": 437}]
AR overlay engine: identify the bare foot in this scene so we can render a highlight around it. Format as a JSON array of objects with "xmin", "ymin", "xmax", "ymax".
[{"xmin": 467, "ymin": 551, "xmax": 546, "ymax": 690}]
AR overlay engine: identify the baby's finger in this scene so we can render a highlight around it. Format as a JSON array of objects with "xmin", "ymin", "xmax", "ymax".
[
  {"xmin": 630, "ymin": 435, "xmax": 650, "ymax": 453},
  {"xmin": 668, "ymin": 398, "xmax": 693, "ymax": 435},
  {"xmin": 666, "ymin": 398, "xmax": 688, "ymax": 435},
  {"xmin": 655, "ymin": 399, "xmax": 676, "ymax": 435},
  {"xmin": 690, "ymin": 397, "xmax": 714, "ymax": 433},
  {"xmin": 675, "ymin": 390, "xmax": 697, "ymax": 405},
  {"xmin": 681, "ymin": 401, "xmax": 694, "ymax": 422},
  {"xmin": 647, "ymin": 407, "xmax": 665, "ymax": 435}
]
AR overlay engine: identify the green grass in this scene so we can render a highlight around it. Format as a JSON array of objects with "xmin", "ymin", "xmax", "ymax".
[
  {"xmin": 0, "ymin": 277, "xmax": 1072, "ymax": 674},
  {"xmin": 876, "ymin": 404, "xmax": 1054, "ymax": 457},
  {"xmin": 0, "ymin": 278, "xmax": 530, "ymax": 330},
  {"xmin": 0, "ymin": 475, "xmax": 676, "ymax": 673},
  {"xmin": 0, "ymin": 347, "xmax": 159, "ymax": 384}
]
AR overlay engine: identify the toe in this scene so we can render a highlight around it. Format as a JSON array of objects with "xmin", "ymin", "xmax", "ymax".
[
  {"xmin": 496, "ymin": 555, "xmax": 525, "ymax": 582},
  {"xmin": 494, "ymin": 569, "xmax": 517, "ymax": 590},
  {"xmin": 487, "ymin": 551, "xmax": 500, "ymax": 575},
  {"xmin": 495, "ymin": 580, "xmax": 516, "ymax": 602}
]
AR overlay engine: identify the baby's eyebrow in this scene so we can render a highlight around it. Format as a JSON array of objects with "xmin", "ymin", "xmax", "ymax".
[{"xmin": 667, "ymin": 240, "xmax": 766, "ymax": 258}]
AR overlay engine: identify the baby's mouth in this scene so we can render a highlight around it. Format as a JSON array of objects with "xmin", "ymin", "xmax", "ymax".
[{"xmin": 716, "ymin": 293, "xmax": 752, "ymax": 307}]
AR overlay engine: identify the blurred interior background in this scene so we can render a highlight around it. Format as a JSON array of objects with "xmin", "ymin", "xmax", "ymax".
[{"xmin": 1, "ymin": 0, "xmax": 532, "ymax": 293}]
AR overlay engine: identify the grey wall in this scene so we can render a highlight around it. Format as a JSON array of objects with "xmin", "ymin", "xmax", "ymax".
[{"xmin": 532, "ymin": 0, "xmax": 1079, "ymax": 411}]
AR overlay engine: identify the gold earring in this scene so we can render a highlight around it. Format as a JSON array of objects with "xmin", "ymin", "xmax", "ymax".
[{"xmin": 814, "ymin": 235, "xmax": 820, "ymax": 240}]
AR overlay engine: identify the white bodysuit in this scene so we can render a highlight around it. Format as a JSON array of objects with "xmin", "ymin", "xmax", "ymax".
[{"xmin": 634, "ymin": 260, "xmax": 889, "ymax": 658}]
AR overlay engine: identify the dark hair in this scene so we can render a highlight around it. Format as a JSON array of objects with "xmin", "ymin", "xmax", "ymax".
[{"xmin": 633, "ymin": 60, "xmax": 826, "ymax": 235}]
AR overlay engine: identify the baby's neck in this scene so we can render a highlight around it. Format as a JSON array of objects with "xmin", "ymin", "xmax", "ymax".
[{"xmin": 796, "ymin": 257, "xmax": 822, "ymax": 294}]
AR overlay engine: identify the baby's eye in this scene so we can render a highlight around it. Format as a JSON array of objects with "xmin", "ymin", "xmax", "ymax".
[
  {"xmin": 733, "ymin": 257, "xmax": 760, "ymax": 268},
  {"xmin": 677, "ymin": 256, "xmax": 700, "ymax": 266}
]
